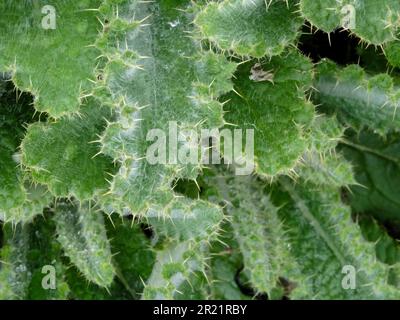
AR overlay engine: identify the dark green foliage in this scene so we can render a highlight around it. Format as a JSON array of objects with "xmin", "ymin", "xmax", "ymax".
[{"xmin": 1, "ymin": 0, "xmax": 400, "ymax": 300}]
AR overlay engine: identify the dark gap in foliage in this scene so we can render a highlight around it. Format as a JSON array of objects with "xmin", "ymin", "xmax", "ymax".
[
  {"xmin": 349, "ymin": 201, "xmax": 400, "ymax": 241},
  {"xmin": 359, "ymin": 213, "xmax": 400, "ymax": 242},
  {"xmin": 120, "ymin": 214, "xmax": 154, "ymax": 240},
  {"xmin": 355, "ymin": 46, "xmax": 390, "ymax": 74},
  {"xmin": 234, "ymin": 266, "xmax": 269, "ymax": 300},
  {"xmin": 340, "ymin": 187, "xmax": 351, "ymax": 205},
  {"xmin": 278, "ymin": 277, "xmax": 298, "ymax": 300},
  {"xmin": 124, "ymin": 214, "xmax": 134, "ymax": 220},
  {"xmin": 299, "ymin": 24, "xmax": 359, "ymax": 65},
  {"xmin": 299, "ymin": 24, "xmax": 398, "ymax": 76},
  {"xmin": 140, "ymin": 222, "xmax": 154, "ymax": 239},
  {"xmin": 382, "ymin": 220, "xmax": 400, "ymax": 241},
  {"xmin": 173, "ymin": 178, "xmax": 202, "ymax": 199},
  {"xmin": 0, "ymin": 74, "xmax": 43, "ymax": 137}
]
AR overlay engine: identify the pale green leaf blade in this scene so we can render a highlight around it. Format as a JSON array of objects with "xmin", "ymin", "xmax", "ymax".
[
  {"xmin": 0, "ymin": 224, "xmax": 30, "ymax": 299},
  {"xmin": 275, "ymin": 178, "xmax": 399, "ymax": 299},
  {"xmin": 96, "ymin": 0, "xmax": 235, "ymax": 216},
  {"xmin": 142, "ymin": 240, "xmax": 209, "ymax": 300},
  {"xmin": 54, "ymin": 200, "xmax": 115, "ymax": 288},
  {"xmin": 314, "ymin": 59, "xmax": 400, "ymax": 135}
]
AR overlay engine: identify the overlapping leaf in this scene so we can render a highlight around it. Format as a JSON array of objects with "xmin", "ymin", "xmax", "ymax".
[
  {"xmin": 0, "ymin": 1, "xmax": 102, "ymax": 117},
  {"xmin": 314, "ymin": 59, "xmax": 400, "ymax": 135},
  {"xmin": 96, "ymin": 0, "xmax": 234, "ymax": 220},
  {"xmin": 341, "ymin": 130, "xmax": 400, "ymax": 224},
  {"xmin": 195, "ymin": 0, "xmax": 303, "ymax": 58},
  {"xmin": 21, "ymin": 100, "xmax": 115, "ymax": 200},
  {"xmin": 0, "ymin": 79, "xmax": 51, "ymax": 224},
  {"xmin": 54, "ymin": 200, "xmax": 115, "ymax": 288},
  {"xmin": 273, "ymin": 178, "xmax": 399, "ymax": 299},
  {"xmin": 223, "ymin": 50, "xmax": 315, "ymax": 177},
  {"xmin": 0, "ymin": 224, "xmax": 30, "ymax": 299},
  {"xmin": 142, "ymin": 240, "xmax": 209, "ymax": 300},
  {"xmin": 300, "ymin": 0, "xmax": 400, "ymax": 45}
]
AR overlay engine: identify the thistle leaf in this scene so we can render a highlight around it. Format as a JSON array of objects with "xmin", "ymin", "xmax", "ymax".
[
  {"xmin": 66, "ymin": 217, "xmax": 155, "ymax": 300},
  {"xmin": 21, "ymin": 100, "xmax": 116, "ymax": 200},
  {"xmin": 0, "ymin": 1, "xmax": 102, "ymax": 117},
  {"xmin": 296, "ymin": 116, "xmax": 356, "ymax": 187},
  {"xmin": 0, "ymin": 79, "xmax": 51, "ymax": 224},
  {"xmin": 275, "ymin": 178, "xmax": 399, "ymax": 299},
  {"xmin": 341, "ymin": 130, "xmax": 400, "ymax": 223},
  {"xmin": 96, "ymin": 0, "xmax": 235, "ymax": 217},
  {"xmin": 146, "ymin": 198, "xmax": 224, "ymax": 242},
  {"xmin": 297, "ymin": 152, "xmax": 355, "ymax": 188},
  {"xmin": 385, "ymin": 40, "xmax": 400, "ymax": 68},
  {"xmin": 223, "ymin": 50, "xmax": 315, "ymax": 177},
  {"xmin": 314, "ymin": 59, "xmax": 400, "ymax": 135},
  {"xmin": 54, "ymin": 200, "xmax": 115, "ymax": 288},
  {"xmin": 195, "ymin": 0, "xmax": 303, "ymax": 58},
  {"xmin": 300, "ymin": 0, "xmax": 400, "ymax": 45},
  {"xmin": 142, "ymin": 240, "xmax": 209, "ymax": 300},
  {"xmin": 207, "ymin": 223, "xmax": 250, "ymax": 300},
  {"xmin": 1, "ymin": 183, "xmax": 53, "ymax": 225},
  {"xmin": 0, "ymin": 148, "xmax": 27, "ymax": 222},
  {"xmin": 209, "ymin": 170, "xmax": 308, "ymax": 298},
  {"xmin": 0, "ymin": 224, "xmax": 30, "ymax": 299}
]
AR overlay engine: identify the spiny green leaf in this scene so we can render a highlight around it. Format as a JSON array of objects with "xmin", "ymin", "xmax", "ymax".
[
  {"xmin": 314, "ymin": 59, "xmax": 400, "ymax": 135},
  {"xmin": 54, "ymin": 200, "xmax": 115, "ymax": 288},
  {"xmin": 26, "ymin": 214, "xmax": 70, "ymax": 300},
  {"xmin": 0, "ymin": 79, "xmax": 50, "ymax": 224},
  {"xmin": 96, "ymin": 0, "xmax": 235, "ymax": 217},
  {"xmin": 306, "ymin": 115, "xmax": 345, "ymax": 154},
  {"xmin": 142, "ymin": 240, "xmax": 209, "ymax": 300},
  {"xmin": 0, "ymin": 224, "xmax": 30, "ymax": 299},
  {"xmin": 223, "ymin": 50, "xmax": 315, "ymax": 177},
  {"xmin": 341, "ymin": 130, "xmax": 400, "ymax": 224},
  {"xmin": 274, "ymin": 178, "xmax": 398, "ymax": 299},
  {"xmin": 385, "ymin": 40, "xmax": 400, "ymax": 68},
  {"xmin": 0, "ymin": 0, "xmax": 102, "ymax": 117},
  {"xmin": 146, "ymin": 198, "xmax": 224, "ymax": 242},
  {"xmin": 208, "ymin": 169, "xmax": 308, "ymax": 298},
  {"xmin": 0, "ymin": 148, "xmax": 27, "ymax": 221},
  {"xmin": 300, "ymin": 0, "xmax": 400, "ymax": 45},
  {"xmin": 1, "ymin": 183, "xmax": 53, "ymax": 225},
  {"xmin": 66, "ymin": 217, "xmax": 155, "ymax": 300},
  {"xmin": 195, "ymin": 172, "xmax": 250, "ymax": 299},
  {"xmin": 296, "ymin": 116, "xmax": 356, "ymax": 187},
  {"xmin": 195, "ymin": 0, "xmax": 303, "ymax": 58},
  {"xmin": 207, "ymin": 222, "xmax": 250, "ymax": 300},
  {"xmin": 21, "ymin": 100, "xmax": 116, "ymax": 200},
  {"xmin": 297, "ymin": 152, "xmax": 355, "ymax": 188}
]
